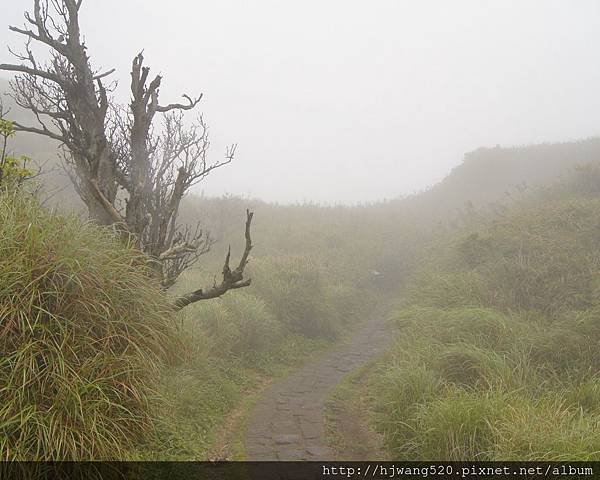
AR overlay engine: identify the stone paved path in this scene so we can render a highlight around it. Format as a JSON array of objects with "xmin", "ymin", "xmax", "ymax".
[{"xmin": 245, "ymin": 315, "xmax": 392, "ymax": 460}]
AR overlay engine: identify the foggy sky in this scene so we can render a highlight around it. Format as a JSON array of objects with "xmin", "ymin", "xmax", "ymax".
[{"xmin": 2, "ymin": 1, "xmax": 600, "ymax": 204}]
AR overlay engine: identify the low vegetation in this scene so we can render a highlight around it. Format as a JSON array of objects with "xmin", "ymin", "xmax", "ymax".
[
  {"xmin": 0, "ymin": 190, "xmax": 178, "ymax": 460},
  {"xmin": 1, "ymin": 93, "xmax": 395, "ymax": 459},
  {"xmin": 369, "ymin": 165, "xmax": 600, "ymax": 460},
  {"xmin": 0, "ymin": 188, "xmax": 380, "ymax": 459},
  {"xmin": 146, "ymin": 253, "xmax": 373, "ymax": 459}
]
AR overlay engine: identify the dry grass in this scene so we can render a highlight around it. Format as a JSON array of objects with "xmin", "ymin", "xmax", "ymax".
[{"xmin": 0, "ymin": 190, "xmax": 178, "ymax": 460}]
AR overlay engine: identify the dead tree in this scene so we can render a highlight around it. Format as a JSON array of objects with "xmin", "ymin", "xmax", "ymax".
[{"xmin": 0, "ymin": 0, "xmax": 253, "ymax": 309}]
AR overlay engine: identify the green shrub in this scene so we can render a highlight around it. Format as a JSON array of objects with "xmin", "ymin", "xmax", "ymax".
[
  {"xmin": 251, "ymin": 256, "xmax": 340, "ymax": 338},
  {"xmin": 0, "ymin": 191, "xmax": 177, "ymax": 460},
  {"xmin": 185, "ymin": 291, "xmax": 283, "ymax": 363}
]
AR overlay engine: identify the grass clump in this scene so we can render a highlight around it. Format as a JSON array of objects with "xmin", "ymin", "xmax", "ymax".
[
  {"xmin": 188, "ymin": 291, "xmax": 283, "ymax": 365},
  {"xmin": 373, "ymin": 363, "xmax": 442, "ymax": 451},
  {"xmin": 410, "ymin": 389, "xmax": 508, "ymax": 460},
  {"xmin": 492, "ymin": 396, "xmax": 600, "ymax": 460},
  {"xmin": 250, "ymin": 255, "xmax": 342, "ymax": 338},
  {"xmin": 433, "ymin": 345, "xmax": 511, "ymax": 389},
  {"xmin": 0, "ymin": 190, "xmax": 177, "ymax": 460}
]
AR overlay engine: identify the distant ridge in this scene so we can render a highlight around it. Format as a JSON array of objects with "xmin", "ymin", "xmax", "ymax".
[
  {"xmin": 2, "ymin": 78, "xmax": 598, "ymax": 216},
  {"xmin": 397, "ymin": 138, "xmax": 600, "ymax": 219}
]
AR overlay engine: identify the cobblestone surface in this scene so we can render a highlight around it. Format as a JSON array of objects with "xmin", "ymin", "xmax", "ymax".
[{"xmin": 245, "ymin": 317, "xmax": 392, "ymax": 460}]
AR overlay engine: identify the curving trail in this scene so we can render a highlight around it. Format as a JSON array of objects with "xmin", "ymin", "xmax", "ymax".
[{"xmin": 244, "ymin": 315, "xmax": 392, "ymax": 460}]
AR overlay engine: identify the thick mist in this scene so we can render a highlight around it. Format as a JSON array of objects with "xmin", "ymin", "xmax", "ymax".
[
  {"xmin": 5, "ymin": 0, "xmax": 600, "ymax": 465},
  {"xmin": 1, "ymin": 0, "xmax": 600, "ymax": 204}
]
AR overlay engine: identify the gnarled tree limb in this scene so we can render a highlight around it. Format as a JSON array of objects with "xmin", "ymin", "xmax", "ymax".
[
  {"xmin": 157, "ymin": 94, "xmax": 203, "ymax": 113},
  {"xmin": 0, "ymin": 63, "xmax": 66, "ymax": 86},
  {"xmin": 173, "ymin": 210, "xmax": 254, "ymax": 310}
]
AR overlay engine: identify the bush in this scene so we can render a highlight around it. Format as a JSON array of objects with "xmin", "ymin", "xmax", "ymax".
[
  {"xmin": 0, "ymin": 191, "xmax": 177, "ymax": 460},
  {"xmin": 184, "ymin": 291, "xmax": 283, "ymax": 363},
  {"xmin": 250, "ymin": 256, "xmax": 340, "ymax": 338}
]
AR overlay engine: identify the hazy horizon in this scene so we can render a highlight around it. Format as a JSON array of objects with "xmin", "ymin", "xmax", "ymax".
[{"xmin": 2, "ymin": 0, "xmax": 600, "ymax": 204}]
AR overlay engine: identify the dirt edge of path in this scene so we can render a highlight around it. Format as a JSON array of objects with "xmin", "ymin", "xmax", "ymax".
[{"xmin": 325, "ymin": 362, "xmax": 390, "ymax": 460}]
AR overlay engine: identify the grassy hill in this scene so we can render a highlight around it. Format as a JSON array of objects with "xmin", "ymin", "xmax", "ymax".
[
  {"xmin": 367, "ymin": 164, "xmax": 600, "ymax": 460},
  {"xmin": 399, "ymin": 139, "xmax": 600, "ymax": 222}
]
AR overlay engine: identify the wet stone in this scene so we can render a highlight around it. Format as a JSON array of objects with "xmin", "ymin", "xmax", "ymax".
[
  {"xmin": 276, "ymin": 448, "xmax": 308, "ymax": 460},
  {"xmin": 245, "ymin": 316, "xmax": 393, "ymax": 460},
  {"xmin": 273, "ymin": 434, "xmax": 301, "ymax": 445},
  {"xmin": 306, "ymin": 446, "xmax": 330, "ymax": 458}
]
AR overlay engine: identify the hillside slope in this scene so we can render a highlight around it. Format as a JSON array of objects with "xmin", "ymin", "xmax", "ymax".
[
  {"xmin": 399, "ymin": 139, "xmax": 600, "ymax": 220},
  {"xmin": 368, "ymin": 166, "xmax": 600, "ymax": 460}
]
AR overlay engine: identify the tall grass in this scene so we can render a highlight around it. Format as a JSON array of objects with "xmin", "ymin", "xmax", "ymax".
[
  {"xmin": 0, "ymin": 190, "xmax": 178, "ymax": 460},
  {"xmin": 141, "ymin": 243, "xmax": 375, "ymax": 458},
  {"xmin": 0, "ymin": 189, "xmax": 384, "ymax": 460},
  {"xmin": 369, "ymin": 178, "xmax": 600, "ymax": 460}
]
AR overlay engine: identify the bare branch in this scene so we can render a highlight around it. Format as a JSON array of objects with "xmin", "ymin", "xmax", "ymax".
[
  {"xmin": 0, "ymin": 63, "xmax": 65, "ymax": 86},
  {"xmin": 93, "ymin": 68, "xmax": 116, "ymax": 81},
  {"xmin": 158, "ymin": 242, "xmax": 197, "ymax": 261},
  {"xmin": 87, "ymin": 178, "xmax": 126, "ymax": 226},
  {"xmin": 173, "ymin": 210, "xmax": 254, "ymax": 309},
  {"xmin": 12, "ymin": 120, "xmax": 66, "ymax": 144},
  {"xmin": 157, "ymin": 94, "xmax": 203, "ymax": 113}
]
